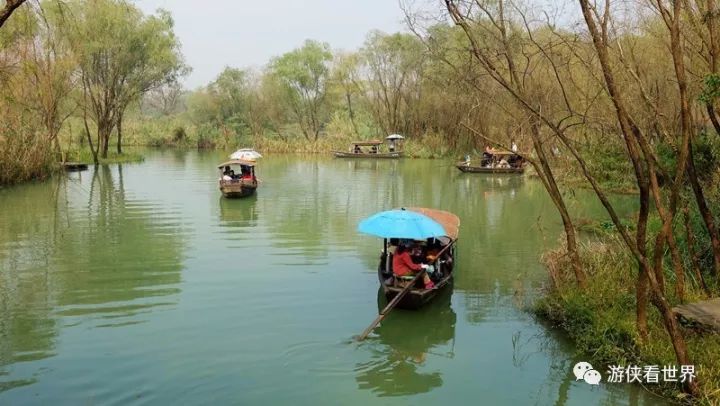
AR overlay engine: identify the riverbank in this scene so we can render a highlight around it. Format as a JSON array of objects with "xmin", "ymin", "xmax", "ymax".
[
  {"xmin": 64, "ymin": 149, "xmax": 145, "ymax": 165},
  {"xmin": 534, "ymin": 236, "xmax": 720, "ymax": 405}
]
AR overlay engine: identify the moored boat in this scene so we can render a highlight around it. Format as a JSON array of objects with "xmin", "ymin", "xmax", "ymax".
[
  {"xmin": 456, "ymin": 162, "xmax": 525, "ymax": 174},
  {"xmin": 456, "ymin": 148, "xmax": 526, "ymax": 174},
  {"xmin": 217, "ymin": 159, "xmax": 258, "ymax": 198},
  {"xmin": 333, "ymin": 139, "xmax": 403, "ymax": 158}
]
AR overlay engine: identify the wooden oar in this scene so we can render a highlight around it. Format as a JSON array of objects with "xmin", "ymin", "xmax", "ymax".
[{"xmin": 356, "ymin": 270, "xmax": 425, "ymax": 341}]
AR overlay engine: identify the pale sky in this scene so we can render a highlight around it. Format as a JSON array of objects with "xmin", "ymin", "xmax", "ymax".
[{"xmin": 134, "ymin": 0, "xmax": 408, "ymax": 89}]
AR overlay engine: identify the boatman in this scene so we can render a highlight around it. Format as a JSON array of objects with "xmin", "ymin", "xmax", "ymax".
[{"xmin": 393, "ymin": 243, "xmax": 435, "ymax": 290}]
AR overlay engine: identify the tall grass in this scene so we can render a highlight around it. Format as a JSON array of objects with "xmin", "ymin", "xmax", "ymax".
[{"xmin": 0, "ymin": 121, "xmax": 56, "ymax": 186}]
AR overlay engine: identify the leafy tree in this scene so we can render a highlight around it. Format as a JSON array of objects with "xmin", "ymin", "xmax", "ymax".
[
  {"xmin": 66, "ymin": 0, "xmax": 186, "ymax": 161},
  {"xmin": 359, "ymin": 31, "xmax": 426, "ymax": 136},
  {"xmin": 269, "ymin": 40, "xmax": 333, "ymax": 141}
]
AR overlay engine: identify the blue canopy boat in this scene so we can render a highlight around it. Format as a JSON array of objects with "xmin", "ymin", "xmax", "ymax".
[{"xmin": 358, "ymin": 207, "xmax": 460, "ymax": 310}]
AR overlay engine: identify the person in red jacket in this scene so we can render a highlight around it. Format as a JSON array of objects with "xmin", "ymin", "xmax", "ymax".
[{"xmin": 392, "ymin": 243, "xmax": 435, "ymax": 289}]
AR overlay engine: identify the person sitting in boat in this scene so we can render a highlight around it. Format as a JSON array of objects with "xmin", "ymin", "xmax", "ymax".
[
  {"xmin": 393, "ymin": 242, "xmax": 435, "ymax": 290},
  {"xmin": 482, "ymin": 145, "xmax": 494, "ymax": 167},
  {"xmin": 240, "ymin": 165, "xmax": 253, "ymax": 181},
  {"xmin": 353, "ymin": 145, "xmax": 362, "ymax": 154},
  {"xmin": 508, "ymin": 140, "xmax": 521, "ymax": 167},
  {"xmin": 370, "ymin": 145, "xmax": 378, "ymax": 154},
  {"xmin": 220, "ymin": 166, "xmax": 231, "ymax": 181}
]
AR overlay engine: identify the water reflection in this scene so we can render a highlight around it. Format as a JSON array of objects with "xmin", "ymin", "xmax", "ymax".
[
  {"xmin": 0, "ymin": 164, "xmax": 185, "ymax": 392},
  {"xmin": 356, "ymin": 289, "xmax": 456, "ymax": 397},
  {"xmin": 218, "ymin": 195, "xmax": 259, "ymax": 227}
]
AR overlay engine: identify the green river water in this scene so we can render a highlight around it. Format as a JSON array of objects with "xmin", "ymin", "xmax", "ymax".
[{"xmin": 0, "ymin": 150, "xmax": 669, "ymax": 405}]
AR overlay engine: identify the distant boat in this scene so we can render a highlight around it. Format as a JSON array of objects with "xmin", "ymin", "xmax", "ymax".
[
  {"xmin": 217, "ymin": 159, "xmax": 258, "ymax": 198},
  {"xmin": 456, "ymin": 162, "xmax": 525, "ymax": 174},
  {"xmin": 333, "ymin": 140, "xmax": 403, "ymax": 158},
  {"xmin": 456, "ymin": 150, "xmax": 526, "ymax": 174}
]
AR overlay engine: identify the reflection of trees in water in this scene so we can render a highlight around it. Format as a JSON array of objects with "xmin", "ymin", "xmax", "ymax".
[
  {"xmin": 355, "ymin": 290, "xmax": 456, "ymax": 397},
  {"xmin": 53, "ymin": 165, "xmax": 184, "ymax": 311},
  {"xmin": 0, "ymin": 164, "xmax": 185, "ymax": 392}
]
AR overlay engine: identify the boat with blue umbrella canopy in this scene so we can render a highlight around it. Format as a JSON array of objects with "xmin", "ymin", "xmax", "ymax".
[
  {"xmin": 356, "ymin": 207, "xmax": 460, "ymax": 340},
  {"xmin": 358, "ymin": 207, "xmax": 460, "ymax": 311},
  {"xmin": 358, "ymin": 208, "xmax": 447, "ymax": 240}
]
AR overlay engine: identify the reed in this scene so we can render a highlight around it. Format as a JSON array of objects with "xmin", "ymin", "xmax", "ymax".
[{"xmin": 0, "ymin": 121, "xmax": 56, "ymax": 186}]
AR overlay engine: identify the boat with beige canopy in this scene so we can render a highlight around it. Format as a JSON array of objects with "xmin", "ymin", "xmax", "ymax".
[{"xmin": 217, "ymin": 159, "xmax": 258, "ymax": 198}]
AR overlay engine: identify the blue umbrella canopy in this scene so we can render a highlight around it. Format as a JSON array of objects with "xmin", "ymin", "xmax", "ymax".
[{"xmin": 358, "ymin": 209, "xmax": 447, "ymax": 239}]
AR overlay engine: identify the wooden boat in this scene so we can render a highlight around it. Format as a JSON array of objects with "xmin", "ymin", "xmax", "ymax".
[
  {"xmin": 376, "ymin": 208, "xmax": 460, "ymax": 310},
  {"xmin": 333, "ymin": 140, "xmax": 403, "ymax": 159},
  {"xmin": 217, "ymin": 159, "xmax": 258, "ymax": 198},
  {"xmin": 62, "ymin": 162, "xmax": 88, "ymax": 172},
  {"xmin": 456, "ymin": 162, "xmax": 525, "ymax": 174},
  {"xmin": 456, "ymin": 150, "xmax": 526, "ymax": 174}
]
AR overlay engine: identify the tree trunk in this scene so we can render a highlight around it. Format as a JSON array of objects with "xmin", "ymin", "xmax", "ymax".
[
  {"xmin": 706, "ymin": 103, "xmax": 720, "ymax": 136},
  {"xmin": 636, "ymin": 178, "xmax": 651, "ymax": 341},
  {"xmin": 83, "ymin": 111, "xmax": 99, "ymax": 165},
  {"xmin": 116, "ymin": 111, "xmax": 123, "ymax": 154},
  {"xmin": 0, "ymin": 0, "xmax": 26, "ymax": 29},
  {"xmin": 533, "ymin": 129, "xmax": 585, "ymax": 288},
  {"xmin": 346, "ymin": 92, "xmax": 359, "ymax": 136}
]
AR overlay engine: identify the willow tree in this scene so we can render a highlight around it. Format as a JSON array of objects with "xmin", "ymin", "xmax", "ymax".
[
  {"xmin": 269, "ymin": 40, "xmax": 332, "ymax": 141},
  {"xmin": 359, "ymin": 31, "xmax": 427, "ymax": 136},
  {"xmin": 66, "ymin": 0, "xmax": 185, "ymax": 160}
]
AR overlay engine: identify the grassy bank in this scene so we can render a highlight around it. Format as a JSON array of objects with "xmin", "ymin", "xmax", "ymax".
[
  {"xmin": 64, "ymin": 149, "xmax": 145, "ymax": 165},
  {"xmin": 534, "ymin": 236, "xmax": 720, "ymax": 404}
]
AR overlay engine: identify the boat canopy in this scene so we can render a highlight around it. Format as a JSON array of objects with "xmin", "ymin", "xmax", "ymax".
[
  {"xmin": 217, "ymin": 159, "xmax": 256, "ymax": 168},
  {"xmin": 405, "ymin": 208, "xmax": 460, "ymax": 240},
  {"xmin": 351, "ymin": 140, "xmax": 383, "ymax": 146}
]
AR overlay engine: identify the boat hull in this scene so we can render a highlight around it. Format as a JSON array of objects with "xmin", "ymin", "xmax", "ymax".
[
  {"xmin": 381, "ymin": 275, "xmax": 453, "ymax": 310},
  {"xmin": 219, "ymin": 180, "xmax": 257, "ymax": 198},
  {"xmin": 456, "ymin": 163, "xmax": 524, "ymax": 174},
  {"xmin": 333, "ymin": 151, "xmax": 403, "ymax": 159}
]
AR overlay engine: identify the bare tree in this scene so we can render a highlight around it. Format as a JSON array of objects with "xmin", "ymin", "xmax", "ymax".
[{"xmin": 0, "ymin": 0, "xmax": 27, "ymax": 29}]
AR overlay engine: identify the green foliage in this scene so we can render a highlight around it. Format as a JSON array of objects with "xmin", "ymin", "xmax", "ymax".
[
  {"xmin": 268, "ymin": 40, "xmax": 333, "ymax": 140},
  {"xmin": 536, "ymin": 239, "xmax": 720, "ymax": 404},
  {"xmin": 699, "ymin": 74, "xmax": 720, "ymax": 105},
  {"xmin": 64, "ymin": 149, "xmax": 144, "ymax": 164},
  {"xmin": 63, "ymin": 0, "xmax": 187, "ymax": 157}
]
